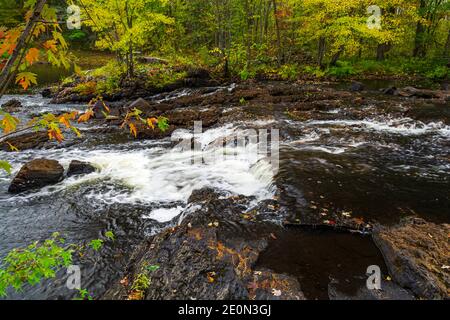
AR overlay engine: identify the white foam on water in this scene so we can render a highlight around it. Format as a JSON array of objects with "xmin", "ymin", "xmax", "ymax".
[
  {"xmin": 143, "ymin": 207, "xmax": 184, "ymax": 223},
  {"xmin": 1, "ymin": 124, "xmax": 275, "ymax": 222},
  {"xmin": 306, "ymin": 118, "xmax": 450, "ymax": 137}
]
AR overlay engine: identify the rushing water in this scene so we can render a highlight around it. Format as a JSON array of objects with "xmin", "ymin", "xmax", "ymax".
[{"xmin": 0, "ymin": 84, "xmax": 448, "ymax": 299}]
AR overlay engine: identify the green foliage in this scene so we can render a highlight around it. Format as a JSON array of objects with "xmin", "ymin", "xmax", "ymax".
[
  {"xmin": 0, "ymin": 232, "xmax": 73, "ymax": 297},
  {"xmin": 131, "ymin": 273, "xmax": 150, "ymax": 292},
  {"xmin": 146, "ymin": 265, "xmax": 160, "ymax": 272},
  {"xmin": 105, "ymin": 231, "xmax": 115, "ymax": 241},
  {"xmin": 0, "ymin": 160, "xmax": 12, "ymax": 174},
  {"xmin": 73, "ymin": 288, "xmax": 93, "ymax": 301},
  {"xmin": 278, "ymin": 64, "xmax": 300, "ymax": 80},
  {"xmin": 327, "ymin": 61, "xmax": 356, "ymax": 77},
  {"xmin": 89, "ymin": 239, "xmax": 104, "ymax": 252},
  {"xmin": 426, "ymin": 66, "xmax": 449, "ymax": 80},
  {"xmin": 157, "ymin": 116, "xmax": 170, "ymax": 132}
]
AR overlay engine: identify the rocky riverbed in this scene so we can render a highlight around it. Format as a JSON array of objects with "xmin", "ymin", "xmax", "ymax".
[{"xmin": 0, "ymin": 79, "xmax": 448, "ymax": 300}]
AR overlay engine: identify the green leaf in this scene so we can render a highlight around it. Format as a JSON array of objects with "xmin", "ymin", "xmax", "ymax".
[{"xmin": 0, "ymin": 160, "xmax": 12, "ymax": 174}]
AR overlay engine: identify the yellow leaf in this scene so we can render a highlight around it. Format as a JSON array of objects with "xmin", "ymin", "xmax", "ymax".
[{"xmin": 15, "ymin": 72, "xmax": 37, "ymax": 90}]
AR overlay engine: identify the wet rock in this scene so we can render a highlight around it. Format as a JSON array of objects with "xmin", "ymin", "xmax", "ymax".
[
  {"xmin": 134, "ymin": 123, "xmax": 176, "ymax": 140},
  {"xmin": 328, "ymin": 279, "xmax": 415, "ymax": 300},
  {"xmin": 397, "ymin": 87, "xmax": 448, "ymax": 99},
  {"xmin": 163, "ymin": 107, "xmax": 220, "ymax": 128},
  {"xmin": 373, "ymin": 218, "xmax": 450, "ymax": 300},
  {"xmin": 382, "ymin": 86, "xmax": 398, "ymax": 95},
  {"xmin": 8, "ymin": 159, "xmax": 64, "ymax": 193},
  {"xmin": 1, "ymin": 99, "xmax": 22, "ymax": 113},
  {"xmin": 350, "ymin": 81, "xmax": 364, "ymax": 92},
  {"xmin": 41, "ymin": 88, "xmax": 54, "ymax": 98},
  {"xmin": 67, "ymin": 160, "xmax": 96, "ymax": 177},
  {"xmin": 1, "ymin": 131, "xmax": 49, "ymax": 152},
  {"xmin": 128, "ymin": 98, "xmax": 153, "ymax": 112},
  {"xmin": 102, "ymin": 188, "xmax": 305, "ymax": 300}
]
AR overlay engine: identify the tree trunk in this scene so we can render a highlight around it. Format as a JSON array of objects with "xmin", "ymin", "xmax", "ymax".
[
  {"xmin": 413, "ymin": 0, "xmax": 427, "ymax": 58},
  {"xmin": 318, "ymin": 37, "xmax": 326, "ymax": 68},
  {"xmin": 272, "ymin": 0, "xmax": 283, "ymax": 66},
  {"xmin": 444, "ymin": 29, "xmax": 450, "ymax": 61},
  {"xmin": 329, "ymin": 46, "xmax": 344, "ymax": 67},
  {"xmin": 377, "ymin": 43, "xmax": 392, "ymax": 61},
  {"xmin": 0, "ymin": 0, "xmax": 47, "ymax": 98}
]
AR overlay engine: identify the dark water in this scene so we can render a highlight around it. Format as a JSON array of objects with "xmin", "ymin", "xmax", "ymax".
[
  {"xmin": 256, "ymin": 226, "xmax": 388, "ymax": 300},
  {"xmin": 0, "ymin": 83, "xmax": 448, "ymax": 299}
]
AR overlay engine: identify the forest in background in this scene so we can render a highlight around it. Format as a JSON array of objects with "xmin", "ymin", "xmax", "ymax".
[{"xmin": 0, "ymin": 0, "xmax": 448, "ymax": 89}]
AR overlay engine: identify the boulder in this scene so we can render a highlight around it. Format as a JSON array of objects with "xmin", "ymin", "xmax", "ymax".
[
  {"xmin": 382, "ymin": 86, "xmax": 398, "ymax": 95},
  {"xmin": 8, "ymin": 159, "xmax": 64, "ymax": 193},
  {"xmin": 1, "ymin": 99, "xmax": 22, "ymax": 113},
  {"xmin": 67, "ymin": 160, "xmax": 96, "ymax": 177},
  {"xmin": 1, "ymin": 131, "xmax": 49, "ymax": 152},
  {"xmin": 373, "ymin": 217, "xmax": 450, "ymax": 300},
  {"xmin": 350, "ymin": 81, "xmax": 364, "ymax": 92},
  {"xmin": 127, "ymin": 98, "xmax": 153, "ymax": 112},
  {"xmin": 41, "ymin": 88, "xmax": 53, "ymax": 98}
]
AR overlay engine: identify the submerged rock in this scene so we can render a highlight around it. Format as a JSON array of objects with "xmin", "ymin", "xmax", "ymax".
[
  {"xmin": 373, "ymin": 217, "xmax": 450, "ymax": 300},
  {"xmin": 67, "ymin": 160, "xmax": 96, "ymax": 177},
  {"xmin": 1, "ymin": 99, "xmax": 22, "ymax": 113},
  {"xmin": 8, "ymin": 159, "xmax": 64, "ymax": 193},
  {"xmin": 350, "ymin": 81, "xmax": 364, "ymax": 92}
]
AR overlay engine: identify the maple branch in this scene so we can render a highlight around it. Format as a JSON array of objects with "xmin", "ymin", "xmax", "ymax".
[{"xmin": 0, "ymin": 0, "xmax": 47, "ymax": 99}]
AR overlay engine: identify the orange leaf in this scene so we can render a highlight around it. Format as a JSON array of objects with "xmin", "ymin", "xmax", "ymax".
[
  {"xmin": 43, "ymin": 40, "xmax": 57, "ymax": 53},
  {"xmin": 78, "ymin": 109, "xmax": 94, "ymax": 123},
  {"xmin": 147, "ymin": 118, "xmax": 157, "ymax": 130},
  {"xmin": 25, "ymin": 48, "xmax": 40, "ymax": 65},
  {"xmin": 48, "ymin": 128, "xmax": 64, "ymax": 143},
  {"xmin": 59, "ymin": 116, "xmax": 71, "ymax": 129},
  {"xmin": 129, "ymin": 123, "xmax": 137, "ymax": 138}
]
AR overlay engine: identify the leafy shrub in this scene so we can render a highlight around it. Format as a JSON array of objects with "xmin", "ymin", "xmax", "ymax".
[
  {"xmin": 426, "ymin": 65, "xmax": 449, "ymax": 79},
  {"xmin": 303, "ymin": 66, "xmax": 326, "ymax": 78},
  {"xmin": 278, "ymin": 64, "xmax": 299, "ymax": 80},
  {"xmin": 73, "ymin": 81, "xmax": 97, "ymax": 95},
  {"xmin": 327, "ymin": 61, "xmax": 356, "ymax": 77},
  {"xmin": 0, "ymin": 232, "xmax": 73, "ymax": 297}
]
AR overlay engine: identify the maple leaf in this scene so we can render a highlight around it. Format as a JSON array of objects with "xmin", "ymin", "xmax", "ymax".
[
  {"xmin": 147, "ymin": 118, "xmax": 158, "ymax": 129},
  {"xmin": 48, "ymin": 128, "xmax": 64, "ymax": 143},
  {"xmin": 59, "ymin": 116, "xmax": 71, "ymax": 129},
  {"xmin": 129, "ymin": 122, "xmax": 138, "ymax": 138},
  {"xmin": 43, "ymin": 40, "xmax": 57, "ymax": 53},
  {"xmin": 0, "ymin": 113, "xmax": 20, "ymax": 133},
  {"xmin": 25, "ymin": 48, "xmax": 40, "ymax": 65},
  {"xmin": 78, "ymin": 109, "xmax": 94, "ymax": 123},
  {"xmin": 6, "ymin": 142, "xmax": 19, "ymax": 152},
  {"xmin": 0, "ymin": 160, "xmax": 12, "ymax": 174},
  {"xmin": 15, "ymin": 72, "xmax": 37, "ymax": 90}
]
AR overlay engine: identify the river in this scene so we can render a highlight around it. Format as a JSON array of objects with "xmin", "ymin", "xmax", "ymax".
[{"xmin": 0, "ymin": 81, "xmax": 448, "ymax": 299}]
